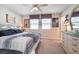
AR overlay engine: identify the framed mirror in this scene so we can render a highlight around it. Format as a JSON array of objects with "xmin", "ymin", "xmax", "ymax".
[{"xmin": 71, "ymin": 6, "xmax": 79, "ymax": 30}]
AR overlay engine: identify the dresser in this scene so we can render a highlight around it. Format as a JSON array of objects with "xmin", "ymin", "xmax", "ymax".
[{"xmin": 62, "ymin": 32, "xmax": 79, "ymax": 54}]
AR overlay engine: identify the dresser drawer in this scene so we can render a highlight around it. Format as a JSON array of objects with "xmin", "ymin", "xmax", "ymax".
[
  {"xmin": 71, "ymin": 48, "xmax": 79, "ymax": 54},
  {"xmin": 71, "ymin": 36, "xmax": 79, "ymax": 44},
  {"xmin": 63, "ymin": 33, "xmax": 79, "ymax": 54},
  {"xmin": 71, "ymin": 40, "xmax": 79, "ymax": 47},
  {"xmin": 68, "ymin": 44, "xmax": 79, "ymax": 54},
  {"xmin": 71, "ymin": 43, "xmax": 79, "ymax": 49},
  {"xmin": 69, "ymin": 42, "xmax": 79, "ymax": 53}
]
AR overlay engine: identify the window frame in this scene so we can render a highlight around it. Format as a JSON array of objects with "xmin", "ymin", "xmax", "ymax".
[
  {"xmin": 29, "ymin": 14, "xmax": 59, "ymax": 29},
  {"xmin": 30, "ymin": 19, "xmax": 39, "ymax": 29},
  {"xmin": 41, "ymin": 18, "xmax": 52, "ymax": 29},
  {"xmin": 71, "ymin": 16, "xmax": 79, "ymax": 29}
]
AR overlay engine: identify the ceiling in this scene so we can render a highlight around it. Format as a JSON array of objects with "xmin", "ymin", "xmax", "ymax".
[{"xmin": 0, "ymin": 4, "xmax": 73, "ymax": 16}]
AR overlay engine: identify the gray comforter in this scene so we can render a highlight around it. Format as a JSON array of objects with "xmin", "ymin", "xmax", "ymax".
[{"xmin": 0, "ymin": 32, "xmax": 41, "ymax": 54}]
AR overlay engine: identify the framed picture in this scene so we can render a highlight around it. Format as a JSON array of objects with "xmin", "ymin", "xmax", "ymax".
[
  {"xmin": 8, "ymin": 16, "xmax": 16, "ymax": 24},
  {"xmin": 6, "ymin": 14, "xmax": 8, "ymax": 23},
  {"xmin": 6, "ymin": 14, "xmax": 16, "ymax": 24}
]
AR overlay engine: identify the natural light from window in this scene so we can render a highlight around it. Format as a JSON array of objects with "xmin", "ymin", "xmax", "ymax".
[
  {"xmin": 71, "ymin": 17, "xmax": 79, "ymax": 28},
  {"xmin": 42, "ymin": 19, "xmax": 52, "ymax": 29},
  {"xmin": 30, "ymin": 19, "xmax": 39, "ymax": 29}
]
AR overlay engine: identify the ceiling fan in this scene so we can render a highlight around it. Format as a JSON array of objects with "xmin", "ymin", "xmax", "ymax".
[{"xmin": 31, "ymin": 4, "xmax": 48, "ymax": 12}]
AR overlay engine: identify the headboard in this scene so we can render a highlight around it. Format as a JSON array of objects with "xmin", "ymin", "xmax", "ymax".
[{"xmin": 0, "ymin": 23, "xmax": 20, "ymax": 30}]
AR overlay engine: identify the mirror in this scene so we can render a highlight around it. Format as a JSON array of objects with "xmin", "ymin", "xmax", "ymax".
[{"xmin": 71, "ymin": 6, "xmax": 79, "ymax": 31}]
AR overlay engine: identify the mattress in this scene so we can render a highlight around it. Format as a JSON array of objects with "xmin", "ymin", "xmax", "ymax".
[
  {"xmin": 18, "ymin": 32, "xmax": 41, "ymax": 42},
  {"xmin": 0, "ymin": 31, "xmax": 41, "ymax": 54},
  {"xmin": 9, "ymin": 36, "xmax": 34, "ymax": 53},
  {"xmin": 0, "ymin": 36, "xmax": 34, "ymax": 54}
]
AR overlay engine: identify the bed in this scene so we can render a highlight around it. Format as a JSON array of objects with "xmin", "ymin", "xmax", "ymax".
[{"xmin": 0, "ymin": 29, "xmax": 41, "ymax": 54}]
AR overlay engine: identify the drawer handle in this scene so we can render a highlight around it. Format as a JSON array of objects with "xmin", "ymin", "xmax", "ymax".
[
  {"xmin": 72, "ymin": 48, "xmax": 77, "ymax": 52},
  {"xmin": 72, "ymin": 38, "xmax": 78, "ymax": 41},
  {"xmin": 72, "ymin": 43, "xmax": 77, "ymax": 46}
]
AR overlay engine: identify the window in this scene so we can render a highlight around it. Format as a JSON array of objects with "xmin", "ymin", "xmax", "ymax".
[
  {"xmin": 29, "ymin": 14, "xmax": 59, "ymax": 29},
  {"xmin": 42, "ymin": 19, "xmax": 52, "ymax": 29},
  {"xmin": 71, "ymin": 17, "xmax": 79, "ymax": 29},
  {"xmin": 30, "ymin": 19, "xmax": 39, "ymax": 29}
]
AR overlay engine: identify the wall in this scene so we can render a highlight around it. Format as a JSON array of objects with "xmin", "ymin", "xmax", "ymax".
[
  {"xmin": 22, "ymin": 14, "xmax": 61, "ymax": 40},
  {"xmin": 0, "ymin": 6, "xmax": 22, "ymax": 26}
]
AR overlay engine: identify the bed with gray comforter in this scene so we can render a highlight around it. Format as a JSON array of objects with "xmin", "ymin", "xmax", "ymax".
[{"xmin": 0, "ymin": 29, "xmax": 41, "ymax": 54}]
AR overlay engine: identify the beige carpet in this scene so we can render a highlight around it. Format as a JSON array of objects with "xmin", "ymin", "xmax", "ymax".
[{"xmin": 36, "ymin": 39, "xmax": 66, "ymax": 54}]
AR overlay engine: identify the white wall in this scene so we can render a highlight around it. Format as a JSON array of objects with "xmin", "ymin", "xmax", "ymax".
[
  {"xmin": 0, "ymin": 6, "xmax": 22, "ymax": 26},
  {"xmin": 22, "ymin": 15, "xmax": 29, "ymax": 19},
  {"xmin": 62, "ymin": 5, "xmax": 77, "ymax": 16}
]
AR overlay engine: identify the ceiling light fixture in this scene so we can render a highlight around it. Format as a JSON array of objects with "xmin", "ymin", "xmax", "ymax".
[
  {"xmin": 30, "ymin": 4, "xmax": 48, "ymax": 12},
  {"xmin": 31, "ymin": 7, "xmax": 39, "ymax": 12}
]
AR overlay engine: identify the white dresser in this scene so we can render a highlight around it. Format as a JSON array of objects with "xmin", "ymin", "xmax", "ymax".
[{"xmin": 63, "ymin": 32, "xmax": 79, "ymax": 54}]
